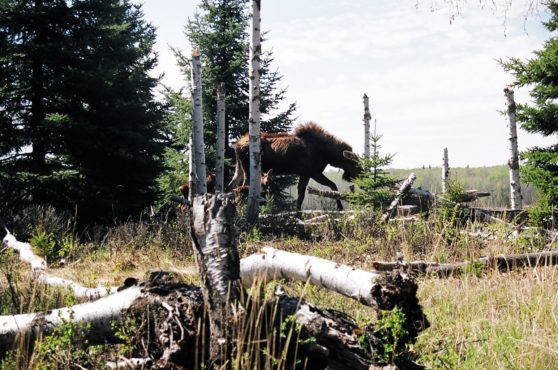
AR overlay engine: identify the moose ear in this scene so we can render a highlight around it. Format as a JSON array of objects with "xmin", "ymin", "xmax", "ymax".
[{"xmin": 343, "ymin": 150, "xmax": 359, "ymax": 162}]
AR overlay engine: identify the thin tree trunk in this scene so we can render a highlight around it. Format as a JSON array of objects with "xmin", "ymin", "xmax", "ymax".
[
  {"xmin": 383, "ymin": 173, "xmax": 416, "ymax": 222},
  {"xmin": 191, "ymin": 194, "xmax": 243, "ymax": 367},
  {"xmin": 363, "ymin": 94, "xmax": 371, "ymax": 158},
  {"xmin": 188, "ymin": 138, "xmax": 196, "ymax": 202},
  {"xmin": 504, "ymin": 87, "xmax": 522, "ymax": 210},
  {"xmin": 215, "ymin": 83, "xmax": 226, "ymax": 193},
  {"xmin": 246, "ymin": 0, "xmax": 262, "ymax": 224},
  {"xmin": 442, "ymin": 147, "xmax": 449, "ymax": 194},
  {"xmin": 191, "ymin": 49, "xmax": 207, "ymax": 194}
]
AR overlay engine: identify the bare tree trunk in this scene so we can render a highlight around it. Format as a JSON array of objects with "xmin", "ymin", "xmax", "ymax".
[
  {"xmin": 215, "ymin": 83, "xmax": 226, "ymax": 193},
  {"xmin": 363, "ymin": 94, "xmax": 371, "ymax": 158},
  {"xmin": 191, "ymin": 194, "xmax": 243, "ymax": 367},
  {"xmin": 383, "ymin": 173, "xmax": 416, "ymax": 222},
  {"xmin": 191, "ymin": 49, "xmax": 207, "ymax": 194},
  {"xmin": 504, "ymin": 87, "xmax": 522, "ymax": 210},
  {"xmin": 188, "ymin": 138, "xmax": 196, "ymax": 202},
  {"xmin": 442, "ymin": 147, "xmax": 449, "ymax": 194},
  {"xmin": 247, "ymin": 0, "xmax": 262, "ymax": 224}
]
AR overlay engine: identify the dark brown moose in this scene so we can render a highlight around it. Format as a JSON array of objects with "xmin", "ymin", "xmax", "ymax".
[{"xmin": 228, "ymin": 122, "xmax": 360, "ymax": 211}]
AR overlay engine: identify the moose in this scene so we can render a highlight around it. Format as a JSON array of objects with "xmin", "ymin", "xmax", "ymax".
[{"xmin": 227, "ymin": 122, "xmax": 360, "ymax": 211}]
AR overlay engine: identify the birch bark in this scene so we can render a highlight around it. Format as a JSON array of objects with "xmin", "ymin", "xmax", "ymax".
[
  {"xmin": 363, "ymin": 94, "xmax": 371, "ymax": 158},
  {"xmin": 246, "ymin": 0, "xmax": 262, "ymax": 224},
  {"xmin": 504, "ymin": 87, "xmax": 522, "ymax": 210},
  {"xmin": 215, "ymin": 83, "xmax": 226, "ymax": 193},
  {"xmin": 442, "ymin": 148, "xmax": 449, "ymax": 194},
  {"xmin": 191, "ymin": 49, "xmax": 207, "ymax": 194}
]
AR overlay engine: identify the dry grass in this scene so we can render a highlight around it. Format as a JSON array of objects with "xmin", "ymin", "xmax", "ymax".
[{"xmin": 1, "ymin": 208, "xmax": 557, "ymax": 369}]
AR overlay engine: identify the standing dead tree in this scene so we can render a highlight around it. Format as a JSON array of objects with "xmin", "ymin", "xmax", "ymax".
[
  {"xmin": 191, "ymin": 194, "xmax": 243, "ymax": 367},
  {"xmin": 442, "ymin": 147, "xmax": 449, "ymax": 194},
  {"xmin": 363, "ymin": 93, "xmax": 371, "ymax": 158},
  {"xmin": 504, "ymin": 87, "xmax": 522, "ymax": 210}
]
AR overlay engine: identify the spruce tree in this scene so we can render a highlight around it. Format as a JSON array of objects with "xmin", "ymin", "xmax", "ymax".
[
  {"xmin": 345, "ymin": 127, "xmax": 397, "ymax": 209},
  {"xmin": 0, "ymin": 0, "xmax": 163, "ymax": 223},
  {"xmin": 500, "ymin": 3, "xmax": 558, "ymax": 221}
]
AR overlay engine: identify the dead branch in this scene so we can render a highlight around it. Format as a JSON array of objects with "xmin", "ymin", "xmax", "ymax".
[{"xmin": 383, "ymin": 173, "xmax": 416, "ymax": 222}]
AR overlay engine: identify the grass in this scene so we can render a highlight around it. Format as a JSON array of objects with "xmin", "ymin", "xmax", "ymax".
[{"xmin": 1, "ymin": 204, "xmax": 557, "ymax": 368}]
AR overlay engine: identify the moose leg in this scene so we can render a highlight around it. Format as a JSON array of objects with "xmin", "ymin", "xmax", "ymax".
[
  {"xmin": 311, "ymin": 173, "xmax": 343, "ymax": 211},
  {"xmin": 296, "ymin": 176, "xmax": 310, "ymax": 214}
]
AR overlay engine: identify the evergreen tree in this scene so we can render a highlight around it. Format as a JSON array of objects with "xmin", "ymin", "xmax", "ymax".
[
  {"xmin": 501, "ymin": 2, "xmax": 558, "ymax": 221},
  {"xmin": 0, "ymin": 0, "xmax": 163, "ymax": 224},
  {"xmin": 345, "ymin": 128, "xmax": 397, "ymax": 209},
  {"xmin": 180, "ymin": 0, "xmax": 297, "ymax": 209}
]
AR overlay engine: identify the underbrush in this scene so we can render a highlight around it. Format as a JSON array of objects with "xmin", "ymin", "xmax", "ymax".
[{"xmin": 1, "ymin": 204, "xmax": 557, "ymax": 368}]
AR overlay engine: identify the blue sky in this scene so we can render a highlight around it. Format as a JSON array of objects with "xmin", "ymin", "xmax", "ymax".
[{"xmin": 135, "ymin": 0, "xmax": 554, "ymax": 168}]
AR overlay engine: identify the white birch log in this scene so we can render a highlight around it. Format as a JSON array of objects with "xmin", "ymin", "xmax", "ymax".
[
  {"xmin": 215, "ymin": 83, "xmax": 226, "ymax": 193},
  {"xmin": 0, "ymin": 286, "xmax": 142, "ymax": 354},
  {"xmin": 442, "ymin": 147, "xmax": 449, "ymax": 194},
  {"xmin": 504, "ymin": 87, "xmax": 522, "ymax": 210},
  {"xmin": 363, "ymin": 94, "xmax": 371, "ymax": 158},
  {"xmin": 241, "ymin": 246, "xmax": 391, "ymax": 308},
  {"xmin": 246, "ymin": 0, "xmax": 262, "ymax": 224},
  {"xmin": 382, "ymin": 173, "xmax": 416, "ymax": 222},
  {"xmin": 191, "ymin": 49, "xmax": 207, "ymax": 194},
  {"xmin": 2, "ymin": 229, "xmax": 118, "ymax": 298}
]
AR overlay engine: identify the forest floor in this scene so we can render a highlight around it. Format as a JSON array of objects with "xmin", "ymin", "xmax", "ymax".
[{"xmin": 1, "ymin": 207, "xmax": 557, "ymax": 369}]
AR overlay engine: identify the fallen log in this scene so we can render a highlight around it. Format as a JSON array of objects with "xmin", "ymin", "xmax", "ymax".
[
  {"xmin": 2, "ymin": 229, "xmax": 118, "ymax": 298},
  {"xmin": 0, "ymin": 285, "xmax": 143, "ymax": 355},
  {"xmin": 240, "ymin": 246, "xmax": 419, "ymax": 311},
  {"xmin": 371, "ymin": 250, "xmax": 558, "ymax": 277}
]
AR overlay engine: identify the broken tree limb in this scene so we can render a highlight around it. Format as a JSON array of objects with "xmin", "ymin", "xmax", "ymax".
[
  {"xmin": 2, "ymin": 229, "xmax": 118, "ymax": 298},
  {"xmin": 307, "ymin": 186, "xmax": 345, "ymax": 200},
  {"xmin": 371, "ymin": 250, "xmax": 558, "ymax": 277},
  {"xmin": 383, "ymin": 173, "xmax": 416, "ymax": 222},
  {"xmin": 191, "ymin": 193, "xmax": 244, "ymax": 366}
]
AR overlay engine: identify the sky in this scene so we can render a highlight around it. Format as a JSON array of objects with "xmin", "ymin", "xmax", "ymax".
[{"xmin": 134, "ymin": 0, "xmax": 555, "ymax": 169}]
